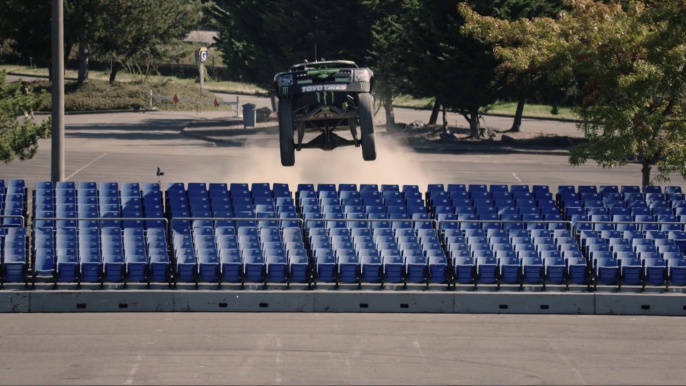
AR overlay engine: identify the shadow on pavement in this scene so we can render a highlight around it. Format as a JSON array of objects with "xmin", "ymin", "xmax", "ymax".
[{"xmin": 65, "ymin": 119, "xmax": 198, "ymax": 142}]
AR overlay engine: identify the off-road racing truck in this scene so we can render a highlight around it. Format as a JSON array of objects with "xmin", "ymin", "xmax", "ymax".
[{"xmin": 274, "ymin": 60, "xmax": 376, "ymax": 166}]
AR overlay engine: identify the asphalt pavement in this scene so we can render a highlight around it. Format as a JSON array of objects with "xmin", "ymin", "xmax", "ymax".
[
  {"xmin": 2, "ymin": 76, "xmax": 686, "ymax": 385},
  {"xmin": 1, "ymin": 108, "xmax": 667, "ymax": 191},
  {"xmin": 211, "ymin": 91, "xmax": 583, "ymax": 137},
  {"xmin": 1, "ymin": 313, "xmax": 685, "ymax": 385}
]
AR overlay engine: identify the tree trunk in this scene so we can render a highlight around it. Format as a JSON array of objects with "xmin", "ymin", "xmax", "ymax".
[
  {"xmin": 510, "ymin": 93, "xmax": 526, "ymax": 132},
  {"xmin": 429, "ymin": 100, "xmax": 440, "ymax": 125},
  {"xmin": 270, "ymin": 93, "xmax": 277, "ymax": 112},
  {"xmin": 442, "ymin": 105, "xmax": 447, "ymax": 130},
  {"xmin": 109, "ymin": 61, "xmax": 121, "ymax": 84},
  {"xmin": 468, "ymin": 106, "xmax": 481, "ymax": 138},
  {"xmin": 642, "ymin": 160, "xmax": 652, "ymax": 187},
  {"xmin": 383, "ymin": 92, "xmax": 395, "ymax": 127},
  {"xmin": 77, "ymin": 37, "xmax": 89, "ymax": 84},
  {"xmin": 64, "ymin": 44, "xmax": 72, "ymax": 78}
]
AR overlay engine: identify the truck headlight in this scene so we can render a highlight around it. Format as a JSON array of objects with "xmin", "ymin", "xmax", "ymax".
[
  {"xmin": 354, "ymin": 70, "xmax": 370, "ymax": 82},
  {"xmin": 278, "ymin": 74, "xmax": 293, "ymax": 86}
]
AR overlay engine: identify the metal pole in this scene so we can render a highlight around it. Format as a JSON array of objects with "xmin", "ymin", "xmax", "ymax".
[
  {"xmin": 199, "ymin": 61, "xmax": 205, "ymax": 95},
  {"xmin": 51, "ymin": 0, "xmax": 65, "ymax": 182}
]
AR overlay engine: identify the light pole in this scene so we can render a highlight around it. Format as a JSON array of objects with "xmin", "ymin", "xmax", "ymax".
[{"xmin": 51, "ymin": 0, "xmax": 65, "ymax": 182}]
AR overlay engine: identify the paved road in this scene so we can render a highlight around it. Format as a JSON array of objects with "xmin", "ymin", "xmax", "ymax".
[
  {"xmin": 213, "ymin": 92, "xmax": 582, "ymax": 137},
  {"xmin": 2, "ymin": 92, "xmax": 685, "ymax": 385},
  {"xmin": 0, "ymin": 313, "xmax": 684, "ymax": 385},
  {"xmin": 0, "ymin": 113, "xmax": 672, "ymax": 195},
  {"xmin": 2, "ymin": 109, "xmax": 669, "ymax": 191},
  {"xmin": 3, "ymin": 73, "xmax": 581, "ymax": 136}
]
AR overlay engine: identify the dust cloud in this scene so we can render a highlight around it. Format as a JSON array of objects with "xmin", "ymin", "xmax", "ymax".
[{"xmin": 212, "ymin": 131, "xmax": 437, "ymax": 190}]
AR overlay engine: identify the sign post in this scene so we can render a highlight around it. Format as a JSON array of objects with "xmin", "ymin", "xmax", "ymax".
[
  {"xmin": 196, "ymin": 47, "xmax": 208, "ymax": 95},
  {"xmin": 51, "ymin": 0, "xmax": 65, "ymax": 182}
]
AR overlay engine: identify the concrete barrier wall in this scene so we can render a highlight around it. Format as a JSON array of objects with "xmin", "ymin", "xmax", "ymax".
[
  {"xmin": 314, "ymin": 291, "xmax": 454, "ymax": 313},
  {"xmin": 595, "ymin": 293, "xmax": 686, "ymax": 316},
  {"xmin": 29, "ymin": 291, "xmax": 175, "ymax": 312},
  {"xmin": 172, "ymin": 291, "xmax": 315, "ymax": 312},
  {"xmin": 455, "ymin": 292, "xmax": 595, "ymax": 314},
  {"xmin": 2, "ymin": 290, "xmax": 684, "ymax": 315},
  {"xmin": 0, "ymin": 291, "xmax": 30, "ymax": 313}
]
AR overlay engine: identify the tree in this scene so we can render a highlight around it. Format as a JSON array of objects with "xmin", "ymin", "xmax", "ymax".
[
  {"xmin": 0, "ymin": 0, "xmax": 53, "ymax": 75},
  {"xmin": 0, "ymin": 72, "xmax": 51, "ymax": 162},
  {"xmin": 363, "ymin": 0, "xmax": 417, "ymax": 127},
  {"xmin": 93, "ymin": 0, "xmax": 204, "ymax": 84},
  {"xmin": 398, "ymin": 0, "xmax": 502, "ymax": 137},
  {"xmin": 462, "ymin": 0, "xmax": 686, "ymax": 186},
  {"xmin": 211, "ymin": 0, "xmax": 373, "ymax": 110},
  {"xmin": 484, "ymin": 0, "xmax": 567, "ymax": 132},
  {"xmin": 65, "ymin": 0, "xmax": 104, "ymax": 84}
]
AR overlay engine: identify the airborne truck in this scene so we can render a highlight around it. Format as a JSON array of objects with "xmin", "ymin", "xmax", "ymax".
[{"xmin": 274, "ymin": 60, "xmax": 376, "ymax": 166}]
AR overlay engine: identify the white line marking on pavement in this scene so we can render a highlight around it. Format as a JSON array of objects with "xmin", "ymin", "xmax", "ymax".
[
  {"xmin": 413, "ymin": 341, "xmax": 426, "ymax": 358},
  {"xmin": 124, "ymin": 353, "xmax": 143, "ymax": 385},
  {"xmin": 275, "ymin": 337, "xmax": 284, "ymax": 384},
  {"xmin": 239, "ymin": 334, "xmax": 269, "ymax": 378},
  {"xmin": 557, "ymin": 352, "xmax": 586, "ymax": 384},
  {"xmin": 512, "ymin": 173, "xmax": 522, "ymax": 183},
  {"xmin": 65, "ymin": 153, "xmax": 107, "ymax": 181},
  {"xmin": 547, "ymin": 338, "xmax": 585, "ymax": 384}
]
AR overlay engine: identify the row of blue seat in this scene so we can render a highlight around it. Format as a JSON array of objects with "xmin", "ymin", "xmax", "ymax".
[{"xmin": 4, "ymin": 180, "xmax": 686, "ymax": 288}]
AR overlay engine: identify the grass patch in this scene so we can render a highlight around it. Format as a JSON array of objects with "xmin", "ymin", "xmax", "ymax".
[
  {"xmin": 393, "ymin": 95, "xmax": 435, "ymax": 109},
  {"xmin": 487, "ymin": 101, "xmax": 576, "ymax": 121},
  {"xmin": 3, "ymin": 64, "xmax": 576, "ymax": 118},
  {"xmin": 392, "ymin": 94, "xmax": 578, "ymax": 120},
  {"xmin": 22, "ymin": 78, "xmax": 234, "ymax": 112},
  {"xmin": 1, "ymin": 64, "xmax": 268, "ymax": 96}
]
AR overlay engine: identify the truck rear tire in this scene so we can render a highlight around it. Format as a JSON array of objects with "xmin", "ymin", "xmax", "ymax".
[
  {"xmin": 358, "ymin": 93, "xmax": 376, "ymax": 161},
  {"xmin": 278, "ymin": 98, "xmax": 295, "ymax": 166}
]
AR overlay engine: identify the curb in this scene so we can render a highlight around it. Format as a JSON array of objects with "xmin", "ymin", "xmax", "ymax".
[
  {"xmin": 180, "ymin": 124, "xmax": 277, "ymax": 145},
  {"xmin": 482, "ymin": 111, "xmax": 581, "ymax": 123},
  {"xmin": 6, "ymin": 71, "xmax": 578, "ymax": 122},
  {"xmin": 180, "ymin": 127, "xmax": 242, "ymax": 145},
  {"xmin": 33, "ymin": 109, "xmax": 151, "ymax": 116},
  {"xmin": 206, "ymin": 88, "xmax": 268, "ymax": 97},
  {"xmin": 411, "ymin": 145, "xmax": 571, "ymax": 156},
  {"xmin": 65, "ymin": 109, "xmax": 151, "ymax": 115},
  {"xmin": 180, "ymin": 127, "xmax": 216, "ymax": 143},
  {"xmin": 393, "ymin": 105, "xmax": 581, "ymax": 124},
  {"xmin": 6, "ymin": 72, "xmax": 269, "ymax": 98}
]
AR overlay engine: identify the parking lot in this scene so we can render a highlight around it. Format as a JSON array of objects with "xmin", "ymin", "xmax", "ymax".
[{"xmin": 1, "ymin": 108, "xmax": 685, "ymax": 384}]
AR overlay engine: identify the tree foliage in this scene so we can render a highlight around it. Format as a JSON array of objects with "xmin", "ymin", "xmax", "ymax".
[
  {"xmin": 0, "ymin": 0, "xmax": 204, "ymax": 84},
  {"xmin": 401, "ymin": 0, "xmax": 504, "ymax": 137},
  {"xmin": 363, "ymin": 0, "xmax": 418, "ymax": 125},
  {"xmin": 210, "ymin": 0, "xmax": 373, "ymax": 91},
  {"xmin": 92, "ymin": 0, "xmax": 205, "ymax": 84},
  {"xmin": 0, "ymin": 0, "xmax": 53, "ymax": 69},
  {"xmin": 462, "ymin": 0, "xmax": 686, "ymax": 185},
  {"xmin": 0, "ymin": 72, "xmax": 51, "ymax": 163}
]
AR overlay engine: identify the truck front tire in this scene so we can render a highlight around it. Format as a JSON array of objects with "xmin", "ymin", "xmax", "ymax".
[
  {"xmin": 358, "ymin": 93, "xmax": 376, "ymax": 161},
  {"xmin": 278, "ymin": 98, "xmax": 296, "ymax": 166}
]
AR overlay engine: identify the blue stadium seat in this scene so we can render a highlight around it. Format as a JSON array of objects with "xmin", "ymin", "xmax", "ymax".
[
  {"xmin": 497, "ymin": 252, "xmax": 520, "ymax": 284},
  {"xmin": 476, "ymin": 254, "xmax": 497, "ymax": 284},
  {"xmin": 359, "ymin": 252, "xmax": 382, "ymax": 283},
  {"xmin": 617, "ymin": 252, "xmax": 642, "ymax": 285}
]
